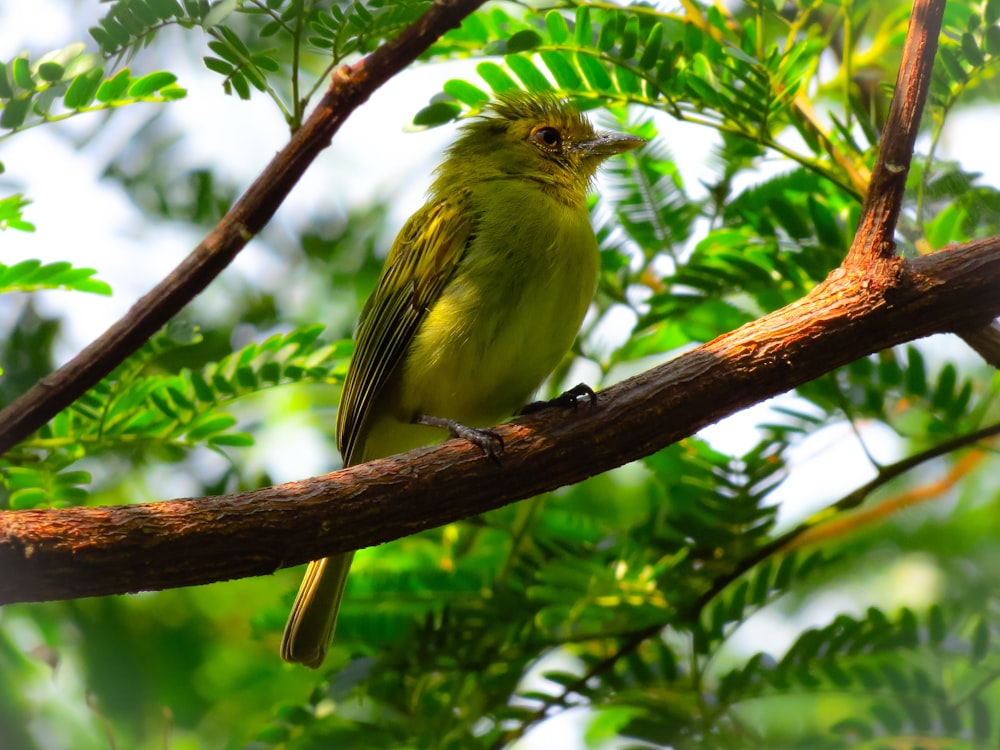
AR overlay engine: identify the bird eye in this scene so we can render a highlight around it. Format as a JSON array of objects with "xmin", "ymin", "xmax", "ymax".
[{"xmin": 531, "ymin": 126, "xmax": 562, "ymax": 150}]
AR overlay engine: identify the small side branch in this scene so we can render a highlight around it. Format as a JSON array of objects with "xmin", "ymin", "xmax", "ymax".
[{"xmin": 847, "ymin": 0, "xmax": 945, "ymax": 265}]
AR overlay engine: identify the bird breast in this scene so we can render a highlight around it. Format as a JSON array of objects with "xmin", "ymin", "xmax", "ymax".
[{"xmin": 397, "ymin": 180, "xmax": 600, "ymax": 427}]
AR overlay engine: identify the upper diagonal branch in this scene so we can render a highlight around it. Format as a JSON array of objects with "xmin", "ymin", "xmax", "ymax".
[
  {"xmin": 0, "ymin": 0, "xmax": 487, "ymax": 458},
  {"xmin": 847, "ymin": 0, "xmax": 945, "ymax": 265},
  {"xmin": 3, "ymin": 236, "xmax": 1000, "ymax": 605}
]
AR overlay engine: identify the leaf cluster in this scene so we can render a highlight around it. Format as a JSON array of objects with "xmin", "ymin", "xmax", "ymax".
[
  {"xmin": 1, "ymin": 323, "xmax": 349, "ymax": 510},
  {"xmin": 0, "ymin": 42, "xmax": 184, "ymax": 134}
]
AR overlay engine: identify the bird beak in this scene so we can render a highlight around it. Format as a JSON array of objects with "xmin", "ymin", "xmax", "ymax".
[{"xmin": 576, "ymin": 132, "xmax": 646, "ymax": 158}]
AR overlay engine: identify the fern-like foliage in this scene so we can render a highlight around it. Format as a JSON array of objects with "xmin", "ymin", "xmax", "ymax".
[
  {"xmin": 0, "ymin": 193, "xmax": 34, "ymax": 231},
  {"xmin": 0, "ymin": 260, "xmax": 111, "ymax": 296},
  {"xmin": 0, "ymin": 323, "xmax": 348, "ymax": 509},
  {"xmin": 91, "ymin": 0, "xmax": 431, "ymax": 126},
  {"xmin": 415, "ymin": 4, "xmax": 871, "ymax": 197},
  {"xmin": 0, "ymin": 43, "xmax": 185, "ymax": 136}
]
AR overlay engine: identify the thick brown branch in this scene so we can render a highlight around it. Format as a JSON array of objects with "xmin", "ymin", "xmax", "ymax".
[
  {"xmin": 0, "ymin": 0, "xmax": 486, "ymax": 458},
  {"xmin": 3, "ymin": 236, "xmax": 999, "ymax": 604},
  {"xmin": 847, "ymin": 0, "xmax": 943, "ymax": 264}
]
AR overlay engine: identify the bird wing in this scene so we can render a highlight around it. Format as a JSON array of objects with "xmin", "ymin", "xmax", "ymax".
[{"xmin": 336, "ymin": 195, "xmax": 474, "ymax": 465}]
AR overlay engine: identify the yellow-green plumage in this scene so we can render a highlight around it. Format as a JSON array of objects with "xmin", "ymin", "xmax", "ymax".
[{"xmin": 281, "ymin": 92, "xmax": 643, "ymax": 668}]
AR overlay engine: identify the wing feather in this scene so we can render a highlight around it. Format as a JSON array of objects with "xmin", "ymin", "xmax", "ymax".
[{"xmin": 336, "ymin": 195, "xmax": 473, "ymax": 464}]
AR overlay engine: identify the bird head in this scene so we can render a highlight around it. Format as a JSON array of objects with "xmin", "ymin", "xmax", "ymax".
[{"xmin": 436, "ymin": 91, "xmax": 645, "ymax": 199}]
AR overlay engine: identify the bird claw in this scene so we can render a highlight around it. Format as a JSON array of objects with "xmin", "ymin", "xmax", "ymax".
[
  {"xmin": 452, "ymin": 424, "xmax": 504, "ymax": 461},
  {"xmin": 520, "ymin": 383, "xmax": 597, "ymax": 415},
  {"xmin": 414, "ymin": 414, "xmax": 504, "ymax": 462}
]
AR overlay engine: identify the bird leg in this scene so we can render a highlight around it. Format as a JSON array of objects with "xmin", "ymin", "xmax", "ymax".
[
  {"xmin": 519, "ymin": 382, "xmax": 597, "ymax": 415},
  {"xmin": 414, "ymin": 414, "xmax": 504, "ymax": 460}
]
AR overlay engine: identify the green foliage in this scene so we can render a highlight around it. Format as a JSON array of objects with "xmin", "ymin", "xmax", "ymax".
[
  {"xmin": 707, "ymin": 606, "xmax": 1000, "ymax": 748},
  {"xmin": 0, "ymin": 323, "xmax": 349, "ymax": 510},
  {"xmin": 92, "ymin": 0, "xmax": 431, "ymax": 125},
  {"xmin": 0, "ymin": 193, "xmax": 34, "ymax": 232},
  {"xmin": 3, "ymin": 0, "xmax": 1000, "ymax": 749},
  {"xmin": 0, "ymin": 260, "xmax": 111, "ymax": 296},
  {"xmin": 0, "ymin": 43, "xmax": 185, "ymax": 135},
  {"xmin": 416, "ymin": 4, "xmax": 873, "ymax": 197}
]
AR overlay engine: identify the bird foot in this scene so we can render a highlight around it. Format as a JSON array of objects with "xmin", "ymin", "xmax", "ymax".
[
  {"xmin": 519, "ymin": 383, "xmax": 597, "ymax": 415},
  {"xmin": 415, "ymin": 414, "xmax": 504, "ymax": 461}
]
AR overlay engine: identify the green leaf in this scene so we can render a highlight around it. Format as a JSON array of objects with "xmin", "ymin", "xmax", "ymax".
[
  {"xmin": 988, "ymin": 0, "xmax": 1000, "ymax": 24},
  {"xmin": 1, "ymin": 96, "xmax": 32, "ymax": 129},
  {"xmin": 931, "ymin": 363, "xmax": 957, "ymax": 410},
  {"xmin": 506, "ymin": 55, "xmax": 553, "ymax": 92},
  {"xmin": 869, "ymin": 703, "xmax": 903, "ymax": 733},
  {"xmin": 189, "ymin": 370, "xmax": 215, "ymax": 402},
  {"xmin": 476, "ymin": 61, "xmax": 519, "ymax": 93},
  {"xmin": 64, "ymin": 67, "xmax": 105, "ymax": 109},
  {"xmin": 96, "ymin": 68, "xmax": 131, "ymax": 102},
  {"xmin": 987, "ymin": 25, "xmax": 1000, "ymax": 56},
  {"xmin": 614, "ymin": 65, "xmax": 638, "ymax": 94},
  {"xmin": 971, "ymin": 617, "xmax": 990, "ymax": 663},
  {"xmin": 575, "ymin": 6, "xmax": 592, "ymax": 45},
  {"xmin": 230, "ymin": 72, "xmax": 251, "ymax": 99},
  {"xmin": 639, "ymin": 23, "xmax": 664, "ymax": 70},
  {"xmin": 905, "ymin": 347, "xmax": 927, "ymax": 396},
  {"xmin": 0, "ymin": 62, "xmax": 12, "ymax": 99},
  {"xmin": 149, "ymin": 0, "xmax": 184, "ymax": 20},
  {"xmin": 807, "ymin": 195, "xmax": 844, "ymax": 249},
  {"xmin": 0, "ymin": 194, "xmax": 34, "ymax": 232},
  {"xmin": 167, "ymin": 385, "xmax": 194, "ymax": 411},
  {"xmin": 939, "ymin": 47, "xmax": 968, "ymax": 84},
  {"xmin": 961, "ymin": 32, "xmax": 985, "ymax": 67},
  {"xmin": 209, "ymin": 432, "xmax": 255, "ymax": 447},
  {"xmin": 37, "ymin": 62, "xmax": 65, "ymax": 83},
  {"xmin": 442, "ymin": 79, "xmax": 490, "ymax": 107},
  {"xmin": 11, "ymin": 57, "xmax": 33, "ymax": 90},
  {"xmin": 577, "ymin": 53, "xmax": 612, "ymax": 90},
  {"xmin": 750, "ymin": 560, "xmax": 772, "ymax": 605},
  {"xmin": 540, "ymin": 51, "xmax": 582, "ymax": 90},
  {"xmin": 186, "ymin": 413, "xmax": 238, "ymax": 441},
  {"xmin": 0, "ymin": 260, "xmax": 110, "ymax": 294},
  {"xmin": 204, "ymin": 57, "xmax": 235, "ymax": 76},
  {"xmin": 620, "ymin": 16, "xmax": 639, "ymax": 60},
  {"xmin": 10, "ymin": 488, "xmax": 48, "ymax": 509},
  {"xmin": 597, "ymin": 18, "xmax": 617, "ymax": 53},
  {"xmin": 208, "ymin": 40, "xmax": 243, "ymax": 65},
  {"xmin": 585, "ymin": 706, "xmax": 646, "ymax": 746},
  {"xmin": 127, "ymin": 71, "xmax": 178, "ymax": 97},
  {"xmin": 506, "ymin": 30, "xmax": 542, "ymax": 54},
  {"xmin": 412, "ymin": 101, "xmax": 461, "ymax": 127},
  {"xmin": 545, "ymin": 10, "xmax": 570, "ymax": 44}
]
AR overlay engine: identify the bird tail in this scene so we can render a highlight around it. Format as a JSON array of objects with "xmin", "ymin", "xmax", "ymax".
[{"xmin": 280, "ymin": 552, "xmax": 355, "ymax": 668}]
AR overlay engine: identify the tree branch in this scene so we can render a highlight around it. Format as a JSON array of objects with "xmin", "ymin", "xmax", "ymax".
[
  {"xmin": 846, "ymin": 0, "xmax": 943, "ymax": 265},
  {"xmin": 0, "ymin": 0, "xmax": 487, "ymax": 458},
  {"xmin": 3, "ymin": 236, "xmax": 1000, "ymax": 604}
]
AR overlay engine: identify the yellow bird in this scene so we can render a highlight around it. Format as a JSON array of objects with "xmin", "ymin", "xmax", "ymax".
[{"xmin": 281, "ymin": 91, "xmax": 643, "ymax": 668}]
